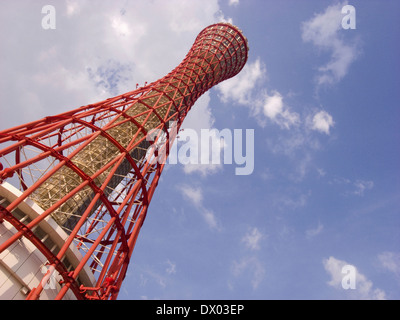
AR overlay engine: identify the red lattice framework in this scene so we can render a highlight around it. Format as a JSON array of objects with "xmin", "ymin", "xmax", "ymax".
[{"xmin": 0, "ymin": 23, "xmax": 248, "ymax": 299}]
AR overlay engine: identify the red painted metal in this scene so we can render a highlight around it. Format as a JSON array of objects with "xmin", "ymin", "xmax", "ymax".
[{"xmin": 0, "ymin": 23, "xmax": 248, "ymax": 300}]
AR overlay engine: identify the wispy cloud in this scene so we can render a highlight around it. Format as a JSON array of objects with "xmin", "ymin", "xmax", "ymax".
[
  {"xmin": 179, "ymin": 184, "xmax": 219, "ymax": 230},
  {"xmin": 231, "ymin": 256, "xmax": 265, "ymax": 290},
  {"xmin": 217, "ymin": 58, "xmax": 299, "ymax": 130},
  {"xmin": 179, "ymin": 93, "xmax": 224, "ymax": 177},
  {"xmin": 378, "ymin": 251, "xmax": 400, "ymax": 278},
  {"xmin": 305, "ymin": 222, "xmax": 324, "ymax": 239},
  {"xmin": 353, "ymin": 180, "xmax": 374, "ymax": 196},
  {"xmin": 323, "ymin": 256, "xmax": 386, "ymax": 300},
  {"xmin": 217, "ymin": 58, "xmax": 266, "ymax": 106},
  {"xmin": 228, "ymin": 0, "xmax": 240, "ymax": 7},
  {"xmin": 309, "ymin": 110, "xmax": 335, "ymax": 135},
  {"xmin": 165, "ymin": 259, "xmax": 177, "ymax": 275},
  {"xmin": 301, "ymin": 1, "xmax": 360, "ymax": 86},
  {"xmin": 262, "ymin": 91, "xmax": 300, "ymax": 129},
  {"xmin": 229, "ymin": 228, "xmax": 267, "ymax": 290},
  {"xmin": 330, "ymin": 176, "xmax": 374, "ymax": 197},
  {"xmin": 241, "ymin": 227, "xmax": 265, "ymax": 251},
  {"xmin": 139, "ymin": 267, "xmax": 167, "ymax": 289},
  {"xmin": 66, "ymin": 0, "xmax": 80, "ymax": 17},
  {"xmin": 180, "ymin": 185, "xmax": 203, "ymax": 207}
]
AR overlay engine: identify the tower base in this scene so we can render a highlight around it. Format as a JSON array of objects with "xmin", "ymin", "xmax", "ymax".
[{"xmin": 0, "ymin": 182, "xmax": 96, "ymax": 300}]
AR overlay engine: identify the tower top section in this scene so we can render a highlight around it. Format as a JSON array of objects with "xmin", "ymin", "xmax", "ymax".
[
  {"xmin": 164, "ymin": 22, "xmax": 249, "ymax": 93},
  {"xmin": 194, "ymin": 22, "xmax": 249, "ymax": 80}
]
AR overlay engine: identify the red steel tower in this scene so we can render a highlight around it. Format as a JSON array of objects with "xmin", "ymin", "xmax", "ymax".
[{"xmin": 0, "ymin": 22, "xmax": 248, "ymax": 300}]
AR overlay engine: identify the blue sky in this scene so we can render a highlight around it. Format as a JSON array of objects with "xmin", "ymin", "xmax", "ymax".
[{"xmin": 0, "ymin": 0, "xmax": 399, "ymax": 300}]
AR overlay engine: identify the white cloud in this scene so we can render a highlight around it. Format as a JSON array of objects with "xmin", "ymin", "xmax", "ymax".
[
  {"xmin": 165, "ymin": 1, "xmax": 220, "ymax": 33},
  {"xmin": 301, "ymin": 1, "xmax": 359, "ymax": 86},
  {"xmin": 229, "ymin": 0, "xmax": 240, "ymax": 7},
  {"xmin": 111, "ymin": 16, "xmax": 132, "ymax": 37},
  {"xmin": 202, "ymin": 209, "xmax": 219, "ymax": 230},
  {"xmin": 214, "ymin": 11, "xmax": 233, "ymax": 25},
  {"xmin": 66, "ymin": 0, "xmax": 81, "ymax": 17},
  {"xmin": 323, "ymin": 256, "xmax": 386, "ymax": 300},
  {"xmin": 310, "ymin": 110, "xmax": 334, "ymax": 135},
  {"xmin": 0, "ymin": 0, "xmax": 223, "ymax": 129},
  {"xmin": 378, "ymin": 252, "xmax": 400, "ymax": 277},
  {"xmin": 263, "ymin": 91, "xmax": 283, "ymax": 119},
  {"xmin": 216, "ymin": 59, "xmax": 300, "ymax": 130},
  {"xmin": 180, "ymin": 185, "xmax": 203, "ymax": 207},
  {"xmin": 179, "ymin": 184, "xmax": 219, "ymax": 230},
  {"xmin": 179, "ymin": 93, "xmax": 224, "ymax": 176},
  {"xmin": 242, "ymin": 227, "xmax": 264, "ymax": 251},
  {"xmin": 217, "ymin": 58, "xmax": 266, "ymax": 106},
  {"xmin": 263, "ymin": 91, "xmax": 300, "ymax": 129}
]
